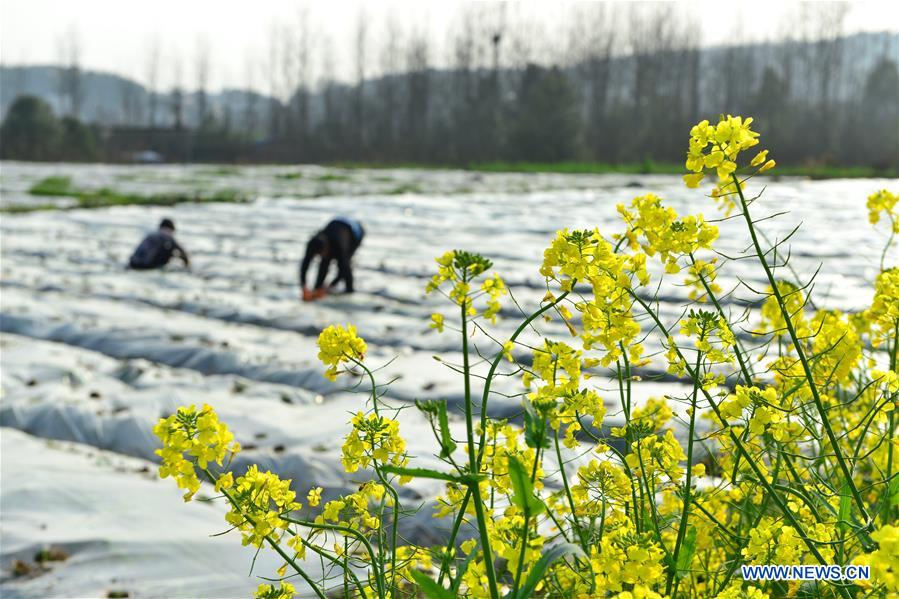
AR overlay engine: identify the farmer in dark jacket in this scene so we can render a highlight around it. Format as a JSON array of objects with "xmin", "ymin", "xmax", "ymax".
[
  {"xmin": 300, "ymin": 217, "xmax": 365, "ymax": 301},
  {"xmin": 128, "ymin": 218, "xmax": 190, "ymax": 270}
]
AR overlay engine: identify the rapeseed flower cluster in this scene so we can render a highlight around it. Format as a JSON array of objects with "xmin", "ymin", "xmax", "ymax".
[
  {"xmin": 522, "ymin": 339, "xmax": 608, "ymax": 448},
  {"xmin": 153, "ymin": 403, "xmax": 239, "ymax": 501},
  {"xmin": 571, "ymin": 460, "xmax": 632, "ymax": 516},
  {"xmin": 611, "ymin": 396, "xmax": 673, "ymax": 438},
  {"xmin": 157, "ymin": 115, "xmax": 897, "ymax": 599},
  {"xmin": 224, "ymin": 464, "xmax": 301, "ymax": 547},
  {"xmin": 680, "ymin": 309, "xmax": 736, "ymax": 367},
  {"xmin": 625, "ymin": 429, "xmax": 686, "ymax": 482},
  {"xmin": 683, "ymin": 115, "xmax": 773, "ymax": 213},
  {"xmin": 714, "ymin": 585, "xmax": 769, "ymax": 599},
  {"xmin": 759, "ymin": 280, "xmax": 811, "ymax": 338},
  {"xmin": 480, "ymin": 273, "xmax": 507, "ymax": 323},
  {"xmin": 867, "ymin": 189, "xmax": 898, "ymax": 233},
  {"xmin": 476, "ymin": 421, "xmax": 543, "ymax": 499},
  {"xmin": 427, "ymin": 249, "xmax": 506, "ymax": 326},
  {"xmin": 340, "ymin": 412, "xmax": 408, "ymax": 473},
  {"xmin": 853, "ymin": 525, "xmax": 899, "ymax": 594},
  {"xmin": 253, "ymin": 582, "xmax": 295, "ymax": 599},
  {"xmin": 617, "ymin": 193, "xmax": 719, "ymax": 274},
  {"xmin": 541, "ymin": 228, "xmax": 646, "ymax": 365},
  {"xmin": 317, "ymin": 324, "xmax": 367, "ymax": 381},
  {"xmin": 865, "ymin": 268, "xmax": 899, "ymax": 348},
  {"xmin": 590, "ymin": 522, "xmax": 667, "ymax": 592},
  {"xmin": 317, "ymin": 481, "xmax": 387, "ymax": 531}
]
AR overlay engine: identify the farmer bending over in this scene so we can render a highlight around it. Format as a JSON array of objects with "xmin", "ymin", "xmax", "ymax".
[
  {"xmin": 300, "ymin": 216, "xmax": 365, "ymax": 301},
  {"xmin": 128, "ymin": 218, "xmax": 190, "ymax": 270}
]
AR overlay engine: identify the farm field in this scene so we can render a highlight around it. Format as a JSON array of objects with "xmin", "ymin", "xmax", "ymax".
[{"xmin": 1, "ymin": 162, "xmax": 895, "ymax": 597}]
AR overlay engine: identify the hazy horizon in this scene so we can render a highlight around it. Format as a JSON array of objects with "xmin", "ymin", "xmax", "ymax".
[{"xmin": 2, "ymin": 0, "xmax": 897, "ymax": 94}]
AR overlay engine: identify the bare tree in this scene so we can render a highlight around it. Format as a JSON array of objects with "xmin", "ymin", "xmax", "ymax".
[
  {"xmin": 266, "ymin": 22, "xmax": 282, "ymax": 138},
  {"xmin": 195, "ymin": 38, "xmax": 212, "ymax": 129},
  {"xmin": 277, "ymin": 27, "xmax": 293, "ymax": 138},
  {"xmin": 243, "ymin": 53, "xmax": 258, "ymax": 139},
  {"xmin": 170, "ymin": 54, "xmax": 184, "ymax": 130},
  {"xmin": 6, "ymin": 3, "xmax": 891, "ymax": 168},
  {"xmin": 319, "ymin": 33, "xmax": 340, "ymax": 154},
  {"xmin": 447, "ymin": 8, "xmax": 479, "ymax": 161},
  {"xmin": 405, "ymin": 28, "xmax": 430, "ymax": 160},
  {"xmin": 567, "ymin": 3, "xmax": 618, "ymax": 160},
  {"xmin": 119, "ymin": 77, "xmax": 138, "ymax": 125},
  {"xmin": 145, "ymin": 38, "xmax": 161, "ymax": 127},
  {"xmin": 56, "ymin": 24, "xmax": 83, "ymax": 119},
  {"xmin": 354, "ymin": 9, "xmax": 368, "ymax": 155},
  {"xmin": 294, "ymin": 6, "xmax": 313, "ymax": 155},
  {"xmin": 625, "ymin": 3, "xmax": 697, "ymax": 160},
  {"xmin": 377, "ymin": 14, "xmax": 403, "ymax": 156},
  {"xmin": 808, "ymin": 3, "xmax": 849, "ymax": 156}
]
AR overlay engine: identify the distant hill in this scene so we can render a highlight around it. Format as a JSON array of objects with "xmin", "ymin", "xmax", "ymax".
[
  {"xmin": 0, "ymin": 65, "xmax": 275, "ymax": 131},
  {"xmin": 3, "ymin": 31, "xmax": 896, "ymax": 133},
  {"xmin": 1, "ymin": 31, "xmax": 896, "ymax": 166}
]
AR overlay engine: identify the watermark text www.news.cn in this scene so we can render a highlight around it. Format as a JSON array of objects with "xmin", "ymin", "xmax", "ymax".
[{"xmin": 741, "ymin": 565, "xmax": 870, "ymax": 582}]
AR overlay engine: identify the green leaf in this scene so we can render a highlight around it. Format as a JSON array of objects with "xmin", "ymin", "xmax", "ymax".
[
  {"xmin": 888, "ymin": 475, "xmax": 899, "ymax": 505},
  {"xmin": 414, "ymin": 399, "xmax": 457, "ymax": 459},
  {"xmin": 509, "ymin": 543, "xmax": 584, "ymax": 599},
  {"xmin": 839, "ymin": 484, "xmax": 851, "ymax": 534},
  {"xmin": 451, "ymin": 539, "xmax": 481, "ymax": 594},
  {"xmin": 436, "ymin": 400, "xmax": 457, "ymax": 459},
  {"xmin": 507, "ymin": 455, "xmax": 545, "ymax": 516},
  {"xmin": 381, "ymin": 465, "xmax": 464, "ymax": 483},
  {"xmin": 675, "ymin": 526, "xmax": 697, "ymax": 578},
  {"xmin": 523, "ymin": 401, "xmax": 549, "ymax": 449},
  {"xmin": 410, "ymin": 570, "xmax": 455, "ymax": 599}
]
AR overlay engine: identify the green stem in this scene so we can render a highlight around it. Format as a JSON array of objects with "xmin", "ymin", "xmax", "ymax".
[
  {"xmin": 348, "ymin": 359, "xmax": 401, "ymax": 596},
  {"xmin": 667, "ymin": 348, "xmax": 703, "ymax": 595},
  {"xmin": 293, "ymin": 534, "xmax": 364, "ymax": 592},
  {"xmin": 630, "ymin": 291, "xmax": 856, "ymax": 598},
  {"xmin": 884, "ymin": 321, "xmax": 898, "ymax": 521},
  {"xmin": 554, "ymin": 432, "xmax": 588, "ymax": 551},
  {"xmin": 343, "ymin": 536, "xmax": 350, "ymax": 597},
  {"xmin": 476, "ymin": 289, "xmax": 572, "ymax": 468},
  {"xmin": 283, "ymin": 515, "xmax": 384, "ymax": 592},
  {"xmin": 691, "ymin": 253, "xmax": 756, "ymax": 385},
  {"xmin": 732, "ymin": 173, "xmax": 872, "ymax": 534},
  {"xmin": 461, "ymin": 295, "xmax": 500, "ymax": 599},
  {"xmin": 615, "ymin": 360, "xmax": 642, "ymax": 531},
  {"xmin": 439, "ymin": 289, "xmax": 572, "ymax": 583},
  {"xmin": 635, "ymin": 443, "xmax": 666, "ymax": 551},
  {"xmin": 879, "ymin": 213, "xmax": 896, "ymax": 271},
  {"xmin": 203, "ymin": 470, "xmax": 329, "ymax": 599},
  {"xmin": 511, "ymin": 506, "xmax": 531, "ymax": 593},
  {"xmin": 436, "ymin": 486, "xmax": 473, "ymax": 586}
]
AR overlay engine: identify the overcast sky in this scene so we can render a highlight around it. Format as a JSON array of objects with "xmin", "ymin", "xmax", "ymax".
[{"xmin": 2, "ymin": 0, "xmax": 897, "ymax": 92}]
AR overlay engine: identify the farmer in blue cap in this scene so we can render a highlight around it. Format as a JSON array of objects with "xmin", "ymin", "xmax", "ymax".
[{"xmin": 299, "ymin": 216, "xmax": 365, "ymax": 301}]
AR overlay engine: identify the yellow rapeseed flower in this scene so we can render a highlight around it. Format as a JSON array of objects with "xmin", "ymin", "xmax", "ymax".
[
  {"xmin": 867, "ymin": 189, "xmax": 898, "ymax": 233},
  {"xmin": 853, "ymin": 525, "xmax": 899, "ymax": 594},
  {"xmin": 306, "ymin": 486, "xmax": 323, "ymax": 507},
  {"xmin": 684, "ymin": 115, "xmax": 767, "ymax": 213},
  {"xmin": 341, "ymin": 412, "xmax": 407, "ymax": 473},
  {"xmin": 153, "ymin": 404, "xmax": 239, "ymax": 501},
  {"xmin": 224, "ymin": 465, "xmax": 301, "ymax": 548},
  {"xmin": 254, "ymin": 582, "xmax": 295, "ymax": 599},
  {"xmin": 317, "ymin": 324, "xmax": 367, "ymax": 381}
]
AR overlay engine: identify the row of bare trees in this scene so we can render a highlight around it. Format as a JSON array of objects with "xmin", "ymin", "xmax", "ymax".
[{"xmin": 22, "ymin": 3, "xmax": 899, "ymax": 166}]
